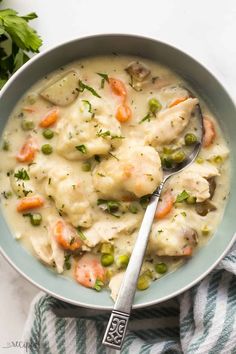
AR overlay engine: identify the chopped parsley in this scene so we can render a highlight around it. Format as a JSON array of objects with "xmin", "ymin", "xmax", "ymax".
[
  {"xmin": 94, "ymin": 279, "xmax": 104, "ymax": 291},
  {"xmin": 77, "ymin": 227, "xmax": 87, "ymax": 240},
  {"xmin": 108, "ymin": 152, "xmax": 119, "ymax": 161},
  {"xmin": 78, "ymin": 80, "xmax": 101, "ymax": 98},
  {"xmin": 14, "ymin": 168, "xmax": 30, "ymax": 181},
  {"xmin": 82, "ymin": 100, "xmax": 92, "ymax": 113},
  {"xmin": 1, "ymin": 191, "xmax": 12, "ymax": 199},
  {"xmin": 175, "ymin": 190, "xmax": 190, "ymax": 203},
  {"xmin": 2, "ymin": 139, "xmax": 10, "ymax": 151},
  {"xmin": 64, "ymin": 254, "xmax": 71, "ymax": 270},
  {"xmin": 96, "ymin": 72, "xmax": 109, "ymax": 89},
  {"xmin": 94, "ymin": 155, "xmax": 100, "ymax": 162},
  {"xmin": 97, "ymin": 130, "xmax": 111, "ymax": 138},
  {"xmin": 75, "ymin": 144, "xmax": 87, "ymax": 154},
  {"xmin": 97, "ymin": 199, "xmax": 120, "ymax": 217},
  {"xmin": 111, "ymin": 135, "xmax": 125, "ymax": 140},
  {"xmin": 139, "ymin": 113, "xmax": 151, "ymax": 124},
  {"xmin": 139, "ymin": 194, "xmax": 151, "ymax": 209}
]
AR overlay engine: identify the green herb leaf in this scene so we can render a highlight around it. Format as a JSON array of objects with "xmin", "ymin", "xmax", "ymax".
[
  {"xmin": 175, "ymin": 190, "xmax": 190, "ymax": 203},
  {"xmin": 110, "ymin": 135, "xmax": 125, "ymax": 140},
  {"xmin": 97, "ymin": 199, "xmax": 121, "ymax": 217},
  {"xmin": 21, "ymin": 12, "xmax": 38, "ymax": 22},
  {"xmin": 77, "ymin": 227, "xmax": 87, "ymax": 240},
  {"xmin": 139, "ymin": 113, "xmax": 151, "ymax": 124},
  {"xmin": 93, "ymin": 279, "xmax": 104, "ymax": 291},
  {"xmin": 14, "ymin": 168, "xmax": 30, "ymax": 180},
  {"xmin": 96, "ymin": 130, "xmax": 110, "ymax": 138},
  {"xmin": 82, "ymin": 100, "xmax": 92, "ymax": 113},
  {"xmin": 64, "ymin": 254, "xmax": 71, "ymax": 270},
  {"xmin": 0, "ymin": 9, "xmax": 42, "ymax": 52},
  {"xmin": 0, "ymin": 8, "xmax": 42, "ymax": 89},
  {"xmin": 139, "ymin": 194, "xmax": 151, "ymax": 209},
  {"xmin": 96, "ymin": 72, "xmax": 109, "ymax": 89},
  {"xmin": 78, "ymin": 80, "xmax": 101, "ymax": 98},
  {"xmin": 75, "ymin": 144, "xmax": 87, "ymax": 154}
]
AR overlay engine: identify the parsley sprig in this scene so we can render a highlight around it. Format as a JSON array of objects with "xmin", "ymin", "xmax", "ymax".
[{"xmin": 0, "ymin": 6, "xmax": 42, "ymax": 89}]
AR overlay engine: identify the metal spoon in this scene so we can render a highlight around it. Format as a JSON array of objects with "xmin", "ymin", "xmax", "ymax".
[{"xmin": 102, "ymin": 105, "xmax": 204, "ymax": 350}]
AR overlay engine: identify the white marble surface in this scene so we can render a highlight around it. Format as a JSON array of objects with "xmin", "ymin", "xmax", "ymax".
[{"xmin": 1, "ymin": 0, "xmax": 236, "ymax": 349}]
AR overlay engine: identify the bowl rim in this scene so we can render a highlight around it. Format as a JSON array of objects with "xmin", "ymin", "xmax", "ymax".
[{"xmin": 1, "ymin": 33, "xmax": 236, "ymax": 310}]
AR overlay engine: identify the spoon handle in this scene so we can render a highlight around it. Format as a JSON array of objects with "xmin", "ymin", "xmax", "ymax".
[{"xmin": 102, "ymin": 180, "xmax": 166, "ymax": 350}]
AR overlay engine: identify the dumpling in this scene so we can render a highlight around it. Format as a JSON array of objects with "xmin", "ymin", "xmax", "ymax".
[
  {"xmin": 92, "ymin": 142, "xmax": 163, "ymax": 199},
  {"xmin": 145, "ymin": 97, "xmax": 198, "ymax": 146},
  {"xmin": 56, "ymin": 98, "xmax": 122, "ymax": 160},
  {"xmin": 149, "ymin": 213, "xmax": 198, "ymax": 256},
  {"xmin": 45, "ymin": 169, "xmax": 93, "ymax": 228}
]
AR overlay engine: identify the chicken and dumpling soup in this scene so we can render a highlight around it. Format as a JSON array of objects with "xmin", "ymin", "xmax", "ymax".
[{"xmin": 0, "ymin": 56, "xmax": 229, "ymax": 300}]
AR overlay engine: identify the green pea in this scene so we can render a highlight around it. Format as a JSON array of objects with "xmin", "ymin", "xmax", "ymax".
[
  {"xmin": 137, "ymin": 274, "xmax": 151, "ymax": 290},
  {"xmin": 160, "ymin": 153, "xmax": 173, "ymax": 168},
  {"xmin": 43, "ymin": 129, "xmax": 54, "ymax": 139},
  {"xmin": 213, "ymin": 155, "xmax": 223, "ymax": 164},
  {"xmin": 185, "ymin": 133, "xmax": 197, "ymax": 146},
  {"xmin": 41, "ymin": 144, "xmax": 53, "ymax": 155},
  {"xmin": 196, "ymin": 157, "xmax": 204, "ymax": 164},
  {"xmin": 163, "ymin": 146, "xmax": 173, "ymax": 155},
  {"xmin": 30, "ymin": 213, "xmax": 42, "ymax": 226},
  {"xmin": 186, "ymin": 195, "xmax": 197, "ymax": 204},
  {"xmin": 201, "ymin": 226, "xmax": 210, "ymax": 236},
  {"xmin": 172, "ymin": 150, "xmax": 186, "ymax": 163},
  {"xmin": 117, "ymin": 255, "xmax": 130, "ymax": 269},
  {"xmin": 82, "ymin": 161, "xmax": 91, "ymax": 172},
  {"xmin": 148, "ymin": 98, "xmax": 162, "ymax": 115},
  {"xmin": 129, "ymin": 203, "xmax": 138, "ymax": 214},
  {"xmin": 101, "ymin": 254, "xmax": 114, "ymax": 267},
  {"xmin": 100, "ymin": 243, "xmax": 114, "ymax": 254},
  {"xmin": 21, "ymin": 119, "xmax": 35, "ymax": 131},
  {"xmin": 155, "ymin": 262, "xmax": 168, "ymax": 274}
]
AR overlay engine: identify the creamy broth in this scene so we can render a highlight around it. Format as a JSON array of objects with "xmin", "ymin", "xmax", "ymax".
[{"xmin": 0, "ymin": 56, "xmax": 229, "ymax": 300}]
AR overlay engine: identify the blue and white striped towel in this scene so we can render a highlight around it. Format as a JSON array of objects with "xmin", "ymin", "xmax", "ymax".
[{"xmin": 23, "ymin": 242, "xmax": 236, "ymax": 354}]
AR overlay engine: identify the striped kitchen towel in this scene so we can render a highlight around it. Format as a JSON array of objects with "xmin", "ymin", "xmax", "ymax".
[{"xmin": 23, "ymin": 242, "xmax": 236, "ymax": 354}]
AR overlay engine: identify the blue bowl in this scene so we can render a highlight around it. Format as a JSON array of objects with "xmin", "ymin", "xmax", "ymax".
[{"xmin": 0, "ymin": 34, "xmax": 236, "ymax": 309}]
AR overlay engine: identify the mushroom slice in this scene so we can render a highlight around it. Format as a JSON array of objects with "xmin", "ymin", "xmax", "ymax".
[
  {"xmin": 125, "ymin": 61, "xmax": 150, "ymax": 82},
  {"xmin": 40, "ymin": 71, "xmax": 79, "ymax": 106},
  {"xmin": 195, "ymin": 200, "xmax": 217, "ymax": 216}
]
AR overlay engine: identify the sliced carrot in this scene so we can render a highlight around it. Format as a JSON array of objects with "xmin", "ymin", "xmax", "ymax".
[
  {"xmin": 17, "ymin": 195, "xmax": 44, "ymax": 212},
  {"xmin": 39, "ymin": 108, "xmax": 59, "ymax": 128},
  {"xmin": 155, "ymin": 190, "xmax": 173, "ymax": 219},
  {"xmin": 116, "ymin": 104, "xmax": 132, "ymax": 123},
  {"xmin": 182, "ymin": 246, "xmax": 193, "ymax": 256},
  {"xmin": 75, "ymin": 254, "xmax": 106, "ymax": 288},
  {"xmin": 169, "ymin": 97, "xmax": 188, "ymax": 108},
  {"xmin": 16, "ymin": 137, "xmax": 38, "ymax": 163},
  {"xmin": 54, "ymin": 220, "xmax": 81, "ymax": 251},
  {"xmin": 22, "ymin": 106, "xmax": 36, "ymax": 113},
  {"xmin": 109, "ymin": 78, "xmax": 127, "ymax": 100},
  {"xmin": 203, "ymin": 117, "xmax": 216, "ymax": 148}
]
